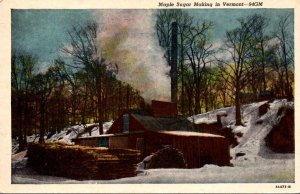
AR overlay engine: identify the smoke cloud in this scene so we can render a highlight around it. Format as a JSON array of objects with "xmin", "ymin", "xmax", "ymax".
[{"xmin": 94, "ymin": 10, "xmax": 170, "ymax": 102}]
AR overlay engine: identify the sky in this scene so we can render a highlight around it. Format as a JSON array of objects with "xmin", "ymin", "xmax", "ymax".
[
  {"xmin": 12, "ymin": 9, "xmax": 294, "ymax": 68},
  {"xmin": 12, "ymin": 10, "xmax": 92, "ymax": 68}
]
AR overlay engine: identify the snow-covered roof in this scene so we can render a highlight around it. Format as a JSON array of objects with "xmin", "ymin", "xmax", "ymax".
[
  {"xmin": 159, "ymin": 131, "xmax": 224, "ymax": 138},
  {"xmin": 192, "ymin": 117, "xmax": 217, "ymax": 125},
  {"xmin": 77, "ymin": 131, "xmax": 144, "ymax": 139},
  {"xmin": 188, "ymin": 107, "xmax": 232, "ymax": 124}
]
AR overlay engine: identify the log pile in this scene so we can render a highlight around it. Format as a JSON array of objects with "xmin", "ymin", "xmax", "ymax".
[{"xmin": 27, "ymin": 143, "xmax": 141, "ymax": 180}]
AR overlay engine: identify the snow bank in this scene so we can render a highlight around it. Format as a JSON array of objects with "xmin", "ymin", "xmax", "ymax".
[
  {"xmin": 232, "ymin": 100, "xmax": 294, "ymax": 161},
  {"xmin": 80, "ymin": 121, "xmax": 113, "ymax": 138},
  {"xmin": 188, "ymin": 107, "xmax": 232, "ymax": 125},
  {"xmin": 188, "ymin": 99, "xmax": 294, "ymax": 162},
  {"xmin": 12, "ymin": 121, "xmax": 114, "ymax": 153},
  {"xmin": 12, "ymin": 155, "xmax": 294, "ymax": 183}
]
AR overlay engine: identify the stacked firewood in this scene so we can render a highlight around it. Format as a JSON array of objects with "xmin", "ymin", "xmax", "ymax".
[{"xmin": 27, "ymin": 143, "xmax": 141, "ymax": 180}]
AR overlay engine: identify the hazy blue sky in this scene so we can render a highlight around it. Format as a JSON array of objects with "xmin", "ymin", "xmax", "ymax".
[
  {"xmin": 12, "ymin": 9, "xmax": 294, "ymax": 67},
  {"xmin": 188, "ymin": 9, "xmax": 294, "ymax": 40}
]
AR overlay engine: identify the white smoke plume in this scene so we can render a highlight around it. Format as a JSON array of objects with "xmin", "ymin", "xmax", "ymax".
[{"xmin": 94, "ymin": 10, "xmax": 171, "ymax": 102}]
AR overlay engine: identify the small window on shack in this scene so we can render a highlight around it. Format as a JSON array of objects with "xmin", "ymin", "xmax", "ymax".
[
  {"xmin": 99, "ymin": 137, "xmax": 109, "ymax": 147},
  {"xmin": 123, "ymin": 114, "xmax": 129, "ymax": 133}
]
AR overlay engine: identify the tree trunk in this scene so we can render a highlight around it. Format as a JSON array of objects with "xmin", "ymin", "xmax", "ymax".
[
  {"xmin": 118, "ymin": 82, "xmax": 121, "ymax": 116},
  {"xmin": 23, "ymin": 97, "xmax": 29, "ymax": 147},
  {"xmin": 194, "ymin": 83, "xmax": 201, "ymax": 114},
  {"xmin": 71, "ymin": 89, "xmax": 76, "ymax": 125},
  {"xmin": 279, "ymin": 71, "xmax": 285, "ymax": 97},
  {"xmin": 188, "ymin": 93, "xmax": 192, "ymax": 115},
  {"xmin": 222, "ymin": 90, "xmax": 226, "ymax": 107},
  {"xmin": 98, "ymin": 78, "xmax": 104, "ymax": 135},
  {"xmin": 39, "ymin": 100, "xmax": 46, "ymax": 143},
  {"xmin": 17, "ymin": 95, "xmax": 26, "ymax": 151},
  {"xmin": 284, "ymin": 66, "xmax": 292, "ymax": 99},
  {"xmin": 18, "ymin": 129, "xmax": 26, "ymax": 151},
  {"xmin": 204, "ymin": 89, "xmax": 209, "ymax": 112},
  {"xmin": 260, "ymin": 40, "xmax": 267, "ymax": 92},
  {"xmin": 185, "ymin": 83, "xmax": 193, "ymax": 115},
  {"xmin": 250, "ymin": 72, "xmax": 258, "ymax": 101},
  {"xmin": 235, "ymin": 89, "xmax": 242, "ymax": 126},
  {"xmin": 126, "ymin": 85, "xmax": 129, "ymax": 110}
]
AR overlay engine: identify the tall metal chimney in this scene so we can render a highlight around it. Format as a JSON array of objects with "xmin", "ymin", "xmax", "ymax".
[{"xmin": 171, "ymin": 22, "xmax": 178, "ymax": 103}]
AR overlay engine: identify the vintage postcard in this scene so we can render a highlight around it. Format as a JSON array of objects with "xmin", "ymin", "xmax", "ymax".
[{"xmin": 0, "ymin": 0, "xmax": 299, "ymax": 193}]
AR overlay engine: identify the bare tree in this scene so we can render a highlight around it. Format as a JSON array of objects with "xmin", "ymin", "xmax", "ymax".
[
  {"xmin": 217, "ymin": 15, "xmax": 261, "ymax": 125},
  {"xmin": 177, "ymin": 12, "xmax": 193, "ymax": 113},
  {"xmin": 46, "ymin": 64, "xmax": 68, "ymax": 135},
  {"xmin": 56, "ymin": 59, "xmax": 87, "ymax": 125},
  {"xmin": 31, "ymin": 69, "xmax": 55, "ymax": 143},
  {"xmin": 253, "ymin": 15, "xmax": 269, "ymax": 93},
  {"xmin": 274, "ymin": 14, "xmax": 294, "ymax": 99},
  {"xmin": 11, "ymin": 54, "xmax": 36, "ymax": 150},
  {"xmin": 62, "ymin": 22, "xmax": 106, "ymax": 134},
  {"xmin": 185, "ymin": 21, "xmax": 214, "ymax": 114},
  {"xmin": 156, "ymin": 10, "xmax": 193, "ymax": 107}
]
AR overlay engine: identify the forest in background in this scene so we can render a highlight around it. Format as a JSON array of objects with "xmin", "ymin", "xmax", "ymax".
[{"xmin": 11, "ymin": 10, "xmax": 294, "ymax": 151}]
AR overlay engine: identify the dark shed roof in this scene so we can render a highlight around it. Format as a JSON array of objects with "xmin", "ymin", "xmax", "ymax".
[{"xmin": 131, "ymin": 114, "xmax": 195, "ymax": 132}]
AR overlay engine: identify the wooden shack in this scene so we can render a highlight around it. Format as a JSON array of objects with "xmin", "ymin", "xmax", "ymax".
[
  {"xmin": 144, "ymin": 131, "xmax": 230, "ymax": 168},
  {"xmin": 74, "ymin": 100, "xmax": 231, "ymax": 168}
]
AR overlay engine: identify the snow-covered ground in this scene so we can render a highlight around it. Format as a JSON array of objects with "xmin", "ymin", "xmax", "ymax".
[
  {"xmin": 12, "ymin": 155, "xmax": 294, "ymax": 184},
  {"xmin": 80, "ymin": 121, "xmax": 113, "ymax": 138},
  {"xmin": 12, "ymin": 99, "xmax": 294, "ymax": 183}
]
